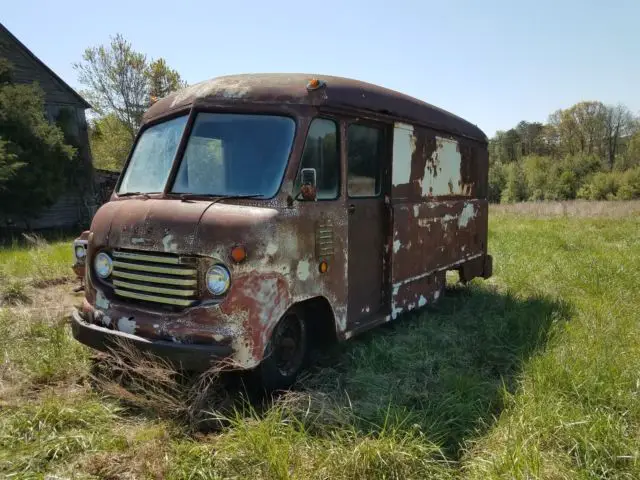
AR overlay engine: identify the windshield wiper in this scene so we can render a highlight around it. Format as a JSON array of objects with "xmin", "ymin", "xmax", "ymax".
[
  {"xmin": 177, "ymin": 193, "xmax": 264, "ymax": 203},
  {"xmin": 210, "ymin": 194, "xmax": 264, "ymax": 204},
  {"xmin": 118, "ymin": 191, "xmax": 152, "ymax": 198}
]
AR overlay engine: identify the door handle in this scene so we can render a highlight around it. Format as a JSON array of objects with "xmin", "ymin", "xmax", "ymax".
[{"xmin": 348, "ymin": 204, "xmax": 356, "ymax": 214}]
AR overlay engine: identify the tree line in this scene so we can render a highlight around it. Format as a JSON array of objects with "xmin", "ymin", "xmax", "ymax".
[{"xmin": 489, "ymin": 102, "xmax": 640, "ymax": 202}]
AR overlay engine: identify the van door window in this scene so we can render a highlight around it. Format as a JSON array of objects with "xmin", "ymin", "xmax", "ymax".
[
  {"xmin": 295, "ymin": 118, "xmax": 340, "ymax": 199},
  {"xmin": 347, "ymin": 124, "xmax": 383, "ymax": 197}
]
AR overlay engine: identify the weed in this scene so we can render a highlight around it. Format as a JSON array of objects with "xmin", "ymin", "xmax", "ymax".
[{"xmin": 1, "ymin": 278, "xmax": 31, "ymax": 305}]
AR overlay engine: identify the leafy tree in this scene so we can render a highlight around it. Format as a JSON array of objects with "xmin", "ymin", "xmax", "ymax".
[
  {"xmin": 618, "ymin": 167, "xmax": 640, "ymax": 199},
  {"xmin": 0, "ymin": 59, "xmax": 75, "ymax": 221},
  {"xmin": 0, "ymin": 138, "xmax": 23, "ymax": 190},
  {"xmin": 74, "ymin": 34, "xmax": 185, "ymax": 141},
  {"xmin": 501, "ymin": 163, "xmax": 527, "ymax": 203},
  {"xmin": 488, "ymin": 161, "xmax": 506, "ymax": 203},
  {"xmin": 522, "ymin": 155, "xmax": 553, "ymax": 200},
  {"xmin": 89, "ymin": 113, "xmax": 134, "ymax": 171},
  {"xmin": 617, "ymin": 130, "xmax": 640, "ymax": 170},
  {"xmin": 148, "ymin": 58, "xmax": 186, "ymax": 102},
  {"xmin": 576, "ymin": 172, "xmax": 621, "ymax": 200},
  {"xmin": 604, "ymin": 104, "xmax": 634, "ymax": 170},
  {"xmin": 515, "ymin": 121, "xmax": 547, "ymax": 157},
  {"xmin": 554, "ymin": 171, "xmax": 578, "ymax": 200}
]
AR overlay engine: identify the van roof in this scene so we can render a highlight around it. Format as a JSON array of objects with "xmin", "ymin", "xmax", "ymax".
[{"xmin": 143, "ymin": 73, "xmax": 487, "ymax": 142}]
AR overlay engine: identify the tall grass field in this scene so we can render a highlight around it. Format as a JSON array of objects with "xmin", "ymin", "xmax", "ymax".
[{"xmin": 1, "ymin": 206, "xmax": 639, "ymax": 479}]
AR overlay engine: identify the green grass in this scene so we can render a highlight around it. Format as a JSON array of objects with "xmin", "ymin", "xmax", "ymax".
[
  {"xmin": 0, "ymin": 233, "xmax": 75, "ymax": 283},
  {"xmin": 0, "ymin": 211, "xmax": 639, "ymax": 478}
]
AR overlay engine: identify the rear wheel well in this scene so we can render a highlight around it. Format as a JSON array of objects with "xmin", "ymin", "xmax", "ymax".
[{"xmin": 292, "ymin": 296, "xmax": 338, "ymax": 348}]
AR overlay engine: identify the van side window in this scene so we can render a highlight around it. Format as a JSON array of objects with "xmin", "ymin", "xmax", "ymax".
[
  {"xmin": 295, "ymin": 118, "xmax": 339, "ymax": 199},
  {"xmin": 347, "ymin": 124, "xmax": 383, "ymax": 197}
]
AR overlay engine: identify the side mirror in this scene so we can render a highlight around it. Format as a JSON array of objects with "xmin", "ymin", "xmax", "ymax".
[{"xmin": 299, "ymin": 168, "xmax": 317, "ymax": 201}]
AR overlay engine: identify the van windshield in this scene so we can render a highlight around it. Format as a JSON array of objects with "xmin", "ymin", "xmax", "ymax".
[
  {"xmin": 118, "ymin": 115, "xmax": 188, "ymax": 195},
  {"xmin": 171, "ymin": 113, "xmax": 296, "ymax": 198}
]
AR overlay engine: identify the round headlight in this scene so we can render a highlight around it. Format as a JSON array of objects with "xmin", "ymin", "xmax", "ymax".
[
  {"xmin": 206, "ymin": 265, "xmax": 231, "ymax": 295},
  {"xmin": 94, "ymin": 252, "xmax": 113, "ymax": 278},
  {"xmin": 74, "ymin": 245, "xmax": 86, "ymax": 260}
]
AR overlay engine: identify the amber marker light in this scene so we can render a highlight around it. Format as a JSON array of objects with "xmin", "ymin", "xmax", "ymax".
[
  {"xmin": 230, "ymin": 245, "xmax": 247, "ymax": 263},
  {"xmin": 306, "ymin": 78, "xmax": 325, "ymax": 90},
  {"xmin": 319, "ymin": 260, "xmax": 328, "ymax": 273}
]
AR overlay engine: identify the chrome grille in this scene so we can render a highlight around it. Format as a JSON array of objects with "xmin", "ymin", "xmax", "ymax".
[{"xmin": 112, "ymin": 250, "xmax": 198, "ymax": 307}]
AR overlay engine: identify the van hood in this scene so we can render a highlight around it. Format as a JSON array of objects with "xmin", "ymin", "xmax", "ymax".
[{"xmin": 90, "ymin": 198, "xmax": 279, "ymax": 256}]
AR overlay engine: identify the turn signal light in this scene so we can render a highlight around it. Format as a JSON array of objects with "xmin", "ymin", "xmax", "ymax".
[
  {"xmin": 319, "ymin": 260, "xmax": 328, "ymax": 273},
  {"xmin": 230, "ymin": 245, "xmax": 247, "ymax": 263}
]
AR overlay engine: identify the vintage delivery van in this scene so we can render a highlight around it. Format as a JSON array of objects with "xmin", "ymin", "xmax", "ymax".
[{"xmin": 71, "ymin": 74, "xmax": 492, "ymax": 389}]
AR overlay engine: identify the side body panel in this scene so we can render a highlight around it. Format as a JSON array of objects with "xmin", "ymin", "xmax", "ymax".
[{"xmin": 389, "ymin": 122, "xmax": 489, "ymax": 318}]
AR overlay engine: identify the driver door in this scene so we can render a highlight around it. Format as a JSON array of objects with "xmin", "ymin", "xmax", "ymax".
[{"xmin": 346, "ymin": 122, "xmax": 389, "ymax": 328}]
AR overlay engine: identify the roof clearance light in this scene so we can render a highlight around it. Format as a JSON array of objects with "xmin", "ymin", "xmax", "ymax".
[{"xmin": 306, "ymin": 78, "xmax": 324, "ymax": 91}]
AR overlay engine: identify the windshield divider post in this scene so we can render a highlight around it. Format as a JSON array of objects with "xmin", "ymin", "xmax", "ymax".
[{"xmin": 163, "ymin": 108, "xmax": 198, "ymax": 196}]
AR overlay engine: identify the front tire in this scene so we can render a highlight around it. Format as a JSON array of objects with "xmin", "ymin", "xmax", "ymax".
[{"xmin": 256, "ymin": 309, "xmax": 307, "ymax": 391}]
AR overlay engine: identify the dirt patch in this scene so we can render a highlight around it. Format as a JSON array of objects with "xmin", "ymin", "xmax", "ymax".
[{"xmin": 1, "ymin": 279, "xmax": 84, "ymax": 316}]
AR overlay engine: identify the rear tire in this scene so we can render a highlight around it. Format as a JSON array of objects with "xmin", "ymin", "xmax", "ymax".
[{"xmin": 255, "ymin": 309, "xmax": 308, "ymax": 392}]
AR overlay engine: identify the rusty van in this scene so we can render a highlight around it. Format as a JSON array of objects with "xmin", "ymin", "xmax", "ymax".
[{"xmin": 71, "ymin": 74, "xmax": 492, "ymax": 389}]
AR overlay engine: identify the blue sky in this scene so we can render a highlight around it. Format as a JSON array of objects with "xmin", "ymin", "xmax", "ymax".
[{"xmin": 3, "ymin": 0, "xmax": 639, "ymax": 136}]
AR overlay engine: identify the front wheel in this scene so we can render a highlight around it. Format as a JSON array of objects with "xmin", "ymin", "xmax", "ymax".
[{"xmin": 255, "ymin": 309, "xmax": 307, "ymax": 391}]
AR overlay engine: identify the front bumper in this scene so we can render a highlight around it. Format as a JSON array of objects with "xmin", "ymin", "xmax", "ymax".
[{"xmin": 71, "ymin": 308, "xmax": 234, "ymax": 370}]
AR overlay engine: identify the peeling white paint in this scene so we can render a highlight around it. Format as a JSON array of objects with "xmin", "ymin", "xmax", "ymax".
[
  {"xmin": 231, "ymin": 336, "xmax": 257, "ymax": 367},
  {"xmin": 96, "ymin": 291, "xmax": 110, "ymax": 310},
  {"xmin": 296, "ymin": 260, "xmax": 310, "ymax": 281},
  {"xmin": 162, "ymin": 234, "xmax": 178, "ymax": 253},
  {"xmin": 344, "ymin": 331, "xmax": 354, "ymax": 340},
  {"xmin": 458, "ymin": 202, "xmax": 476, "ymax": 228},
  {"xmin": 421, "ymin": 137, "xmax": 462, "ymax": 197},
  {"xmin": 213, "ymin": 334, "xmax": 224, "ymax": 342},
  {"xmin": 413, "ymin": 205, "xmax": 420, "ymax": 217},
  {"xmin": 266, "ymin": 242, "xmax": 278, "ymax": 256},
  {"xmin": 392, "ymin": 123, "xmax": 414, "ymax": 186},
  {"xmin": 393, "ymin": 239, "xmax": 402, "ymax": 253},
  {"xmin": 434, "ymin": 290, "xmax": 441, "ymax": 300},
  {"xmin": 131, "ymin": 237, "xmax": 145, "ymax": 245},
  {"xmin": 254, "ymin": 278, "xmax": 284, "ymax": 325},
  {"xmin": 170, "ymin": 77, "xmax": 252, "ymax": 108},
  {"xmin": 117, "ymin": 317, "xmax": 136, "ymax": 334},
  {"xmin": 418, "ymin": 295, "xmax": 427, "ymax": 307}
]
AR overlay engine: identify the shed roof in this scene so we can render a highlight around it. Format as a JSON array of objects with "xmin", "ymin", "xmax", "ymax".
[
  {"xmin": 0, "ymin": 22, "xmax": 91, "ymax": 109},
  {"xmin": 144, "ymin": 73, "xmax": 487, "ymax": 142}
]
